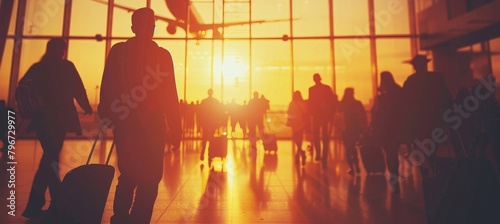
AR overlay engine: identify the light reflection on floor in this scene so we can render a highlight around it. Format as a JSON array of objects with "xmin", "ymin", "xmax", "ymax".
[{"xmin": 0, "ymin": 139, "xmax": 426, "ymax": 223}]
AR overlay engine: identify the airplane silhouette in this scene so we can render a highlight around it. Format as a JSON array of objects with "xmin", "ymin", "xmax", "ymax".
[{"xmin": 93, "ymin": 0, "xmax": 293, "ymax": 39}]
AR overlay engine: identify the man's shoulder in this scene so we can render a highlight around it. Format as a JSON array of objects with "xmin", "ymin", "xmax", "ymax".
[
  {"xmin": 60, "ymin": 59, "xmax": 75, "ymax": 67},
  {"xmin": 156, "ymin": 46, "xmax": 172, "ymax": 58},
  {"xmin": 321, "ymin": 83, "xmax": 332, "ymax": 91},
  {"xmin": 111, "ymin": 41, "xmax": 127, "ymax": 48},
  {"xmin": 403, "ymin": 73, "xmax": 418, "ymax": 85}
]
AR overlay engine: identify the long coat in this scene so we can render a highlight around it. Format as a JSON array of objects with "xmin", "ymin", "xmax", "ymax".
[{"xmin": 27, "ymin": 60, "xmax": 92, "ymax": 135}]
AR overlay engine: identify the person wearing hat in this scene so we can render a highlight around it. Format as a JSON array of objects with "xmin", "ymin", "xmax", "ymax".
[
  {"xmin": 401, "ymin": 54, "xmax": 452, "ymax": 175},
  {"xmin": 308, "ymin": 73, "xmax": 335, "ymax": 168},
  {"xmin": 98, "ymin": 7, "xmax": 182, "ymax": 224}
]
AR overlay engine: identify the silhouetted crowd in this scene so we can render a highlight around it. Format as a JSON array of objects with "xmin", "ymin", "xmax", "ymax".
[
  {"xmin": 3, "ymin": 5, "xmax": 500, "ymax": 223},
  {"xmin": 179, "ymin": 91, "xmax": 270, "ymax": 139}
]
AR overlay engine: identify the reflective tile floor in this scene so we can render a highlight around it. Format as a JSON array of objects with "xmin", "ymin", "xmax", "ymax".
[{"xmin": 1, "ymin": 138, "xmax": 427, "ymax": 223}]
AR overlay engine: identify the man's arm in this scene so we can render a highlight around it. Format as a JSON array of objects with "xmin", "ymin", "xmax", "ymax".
[
  {"xmin": 68, "ymin": 61, "xmax": 93, "ymax": 115},
  {"xmin": 163, "ymin": 50, "xmax": 182, "ymax": 150},
  {"xmin": 98, "ymin": 43, "xmax": 123, "ymax": 120}
]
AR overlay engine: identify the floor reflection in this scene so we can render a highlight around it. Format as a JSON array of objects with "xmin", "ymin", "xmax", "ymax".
[{"xmin": 0, "ymin": 139, "xmax": 427, "ymax": 223}]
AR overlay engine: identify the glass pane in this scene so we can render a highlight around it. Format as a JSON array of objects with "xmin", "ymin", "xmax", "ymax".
[
  {"xmin": 251, "ymin": 0, "xmax": 290, "ymax": 38},
  {"xmin": 374, "ymin": 0, "xmax": 410, "ymax": 34},
  {"xmin": 252, "ymin": 40, "xmax": 291, "ymax": 110},
  {"xmin": 223, "ymin": 1, "xmax": 250, "ymax": 38},
  {"xmin": 335, "ymin": 39, "xmax": 372, "ymax": 106},
  {"xmin": 23, "ymin": 0, "xmax": 64, "ymax": 36},
  {"xmin": 222, "ymin": 40, "xmax": 250, "ymax": 104},
  {"xmin": 185, "ymin": 40, "xmax": 216, "ymax": 102},
  {"xmin": 293, "ymin": 40, "xmax": 333, "ymax": 98},
  {"xmin": 376, "ymin": 39, "xmax": 413, "ymax": 88},
  {"xmin": 19, "ymin": 40, "xmax": 48, "ymax": 80},
  {"xmin": 0, "ymin": 40, "xmax": 14, "ymax": 101},
  {"xmin": 70, "ymin": 0, "xmax": 107, "ymax": 36},
  {"xmin": 334, "ymin": 0, "xmax": 369, "ymax": 36},
  {"xmin": 66, "ymin": 41, "xmax": 106, "ymax": 108},
  {"xmin": 293, "ymin": 0, "xmax": 329, "ymax": 37}
]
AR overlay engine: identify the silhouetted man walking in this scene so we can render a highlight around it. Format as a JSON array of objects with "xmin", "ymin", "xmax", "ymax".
[
  {"xmin": 308, "ymin": 73, "xmax": 334, "ymax": 168},
  {"xmin": 198, "ymin": 88, "xmax": 223, "ymax": 162},
  {"xmin": 401, "ymin": 55, "xmax": 451, "ymax": 175},
  {"xmin": 98, "ymin": 8, "xmax": 182, "ymax": 224}
]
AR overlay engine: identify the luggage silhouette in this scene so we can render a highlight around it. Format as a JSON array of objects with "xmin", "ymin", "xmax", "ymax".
[{"xmin": 59, "ymin": 133, "xmax": 115, "ymax": 224}]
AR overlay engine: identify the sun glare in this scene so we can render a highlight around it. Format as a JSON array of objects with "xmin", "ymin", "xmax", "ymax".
[{"xmin": 221, "ymin": 56, "xmax": 247, "ymax": 81}]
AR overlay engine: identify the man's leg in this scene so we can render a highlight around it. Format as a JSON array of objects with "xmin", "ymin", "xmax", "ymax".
[
  {"xmin": 23, "ymin": 125, "xmax": 64, "ymax": 218},
  {"xmin": 129, "ymin": 129, "xmax": 165, "ymax": 224},
  {"xmin": 248, "ymin": 121, "xmax": 257, "ymax": 158},
  {"xmin": 384, "ymin": 141, "xmax": 400, "ymax": 193},
  {"xmin": 200, "ymin": 126, "xmax": 209, "ymax": 161},
  {"xmin": 321, "ymin": 122, "xmax": 330, "ymax": 167},
  {"xmin": 312, "ymin": 118, "xmax": 321, "ymax": 161},
  {"xmin": 343, "ymin": 134, "xmax": 358, "ymax": 173},
  {"xmin": 111, "ymin": 129, "xmax": 138, "ymax": 224}
]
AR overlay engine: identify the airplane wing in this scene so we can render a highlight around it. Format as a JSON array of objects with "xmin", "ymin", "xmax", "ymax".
[
  {"xmin": 196, "ymin": 18, "xmax": 294, "ymax": 31},
  {"xmin": 91, "ymin": 0, "xmax": 296, "ymax": 38},
  {"xmin": 91, "ymin": 0, "xmax": 185, "ymax": 28}
]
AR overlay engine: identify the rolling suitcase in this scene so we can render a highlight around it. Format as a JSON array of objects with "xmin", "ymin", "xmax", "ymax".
[
  {"xmin": 59, "ymin": 133, "xmax": 115, "ymax": 224},
  {"xmin": 208, "ymin": 133, "xmax": 228, "ymax": 170},
  {"xmin": 209, "ymin": 135, "xmax": 228, "ymax": 159},
  {"xmin": 262, "ymin": 116, "xmax": 278, "ymax": 153},
  {"xmin": 358, "ymin": 137, "xmax": 386, "ymax": 174},
  {"xmin": 262, "ymin": 133, "xmax": 278, "ymax": 153}
]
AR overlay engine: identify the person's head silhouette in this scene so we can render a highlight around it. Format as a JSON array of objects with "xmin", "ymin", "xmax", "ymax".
[
  {"xmin": 253, "ymin": 91, "xmax": 259, "ymax": 99},
  {"xmin": 292, "ymin": 91, "xmax": 303, "ymax": 101},
  {"xmin": 313, "ymin": 73, "xmax": 322, "ymax": 84},
  {"xmin": 207, "ymin": 88, "xmax": 214, "ymax": 97},
  {"xmin": 404, "ymin": 55, "xmax": 430, "ymax": 73},
  {"xmin": 131, "ymin": 7, "xmax": 155, "ymax": 39},
  {"xmin": 379, "ymin": 71, "xmax": 397, "ymax": 92},
  {"xmin": 42, "ymin": 38, "xmax": 66, "ymax": 61},
  {"xmin": 342, "ymin": 87, "xmax": 355, "ymax": 101}
]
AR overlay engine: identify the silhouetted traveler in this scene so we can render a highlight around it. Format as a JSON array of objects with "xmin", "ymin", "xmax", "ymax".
[
  {"xmin": 241, "ymin": 100, "xmax": 249, "ymax": 138},
  {"xmin": 195, "ymin": 100, "xmax": 202, "ymax": 137},
  {"xmin": 287, "ymin": 91, "xmax": 309, "ymax": 165},
  {"xmin": 371, "ymin": 71, "xmax": 403, "ymax": 192},
  {"xmin": 329, "ymin": 92, "xmax": 339, "ymax": 138},
  {"xmin": 98, "ymin": 8, "xmax": 182, "ymax": 224},
  {"xmin": 228, "ymin": 99, "xmax": 248, "ymax": 137},
  {"xmin": 338, "ymin": 88, "xmax": 366, "ymax": 174},
  {"xmin": 401, "ymin": 55, "xmax": 452, "ymax": 175},
  {"xmin": 308, "ymin": 73, "xmax": 334, "ymax": 167},
  {"xmin": 184, "ymin": 101, "xmax": 196, "ymax": 137},
  {"xmin": 198, "ymin": 89, "xmax": 223, "ymax": 161},
  {"xmin": 247, "ymin": 92, "xmax": 266, "ymax": 151},
  {"xmin": 21, "ymin": 38, "xmax": 93, "ymax": 222},
  {"xmin": 260, "ymin": 95, "xmax": 270, "ymax": 115}
]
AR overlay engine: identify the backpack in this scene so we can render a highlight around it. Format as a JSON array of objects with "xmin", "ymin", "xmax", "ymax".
[{"xmin": 16, "ymin": 65, "xmax": 46, "ymax": 119}]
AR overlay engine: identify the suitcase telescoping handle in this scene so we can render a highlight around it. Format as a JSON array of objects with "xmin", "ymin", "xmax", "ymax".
[{"xmin": 86, "ymin": 131, "xmax": 115, "ymax": 165}]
